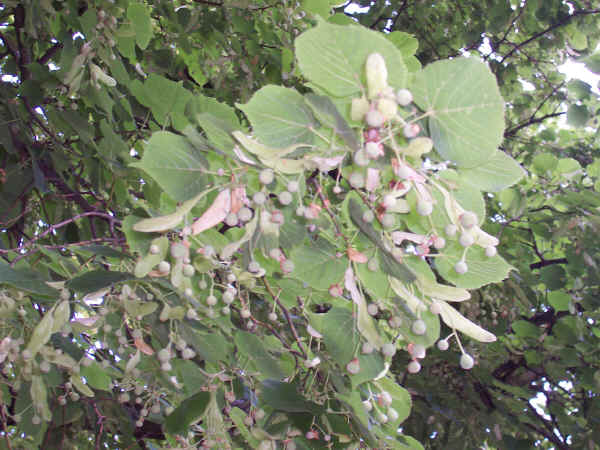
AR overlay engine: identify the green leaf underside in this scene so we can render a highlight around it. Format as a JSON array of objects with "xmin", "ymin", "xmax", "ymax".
[
  {"xmin": 131, "ymin": 131, "xmax": 209, "ymax": 201},
  {"xmin": 261, "ymin": 379, "xmax": 323, "ymax": 414},
  {"xmin": 295, "ymin": 21, "xmax": 408, "ymax": 98},
  {"xmin": 164, "ymin": 391, "xmax": 211, "ymax": 436},
  {"xmin": 238, "ymin": 85, "xmax": 315, "ymax": 148},
  {"xmin": 458, "ymin": 150, "xmax": 526, "ymax": 192},
  {"xmin": 412, "ymin": 58, "xmax": 505, "ymax": 168},
  {"xmin": 289, "ymin": 238, "xmax": 347, "ymax": 290},
  {"xmin": 234, "ymin": 331, "xmax": 287, "ymax": 379},
  {"xmin": 309, "ymin": 307, "xmax": 358, "ymax": 366}
]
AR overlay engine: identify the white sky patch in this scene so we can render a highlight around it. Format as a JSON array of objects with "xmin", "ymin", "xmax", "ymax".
[
  {"xmin": 345, "ymin": 2, "xmax": 371, "ymax": 14},
  {"xmin": 559, "ymin": 60, "xmax": 600, "ymax": 94}
]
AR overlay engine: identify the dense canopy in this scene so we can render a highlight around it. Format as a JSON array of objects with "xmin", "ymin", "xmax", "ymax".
[{"xmin": 0, "ymin": 1, "xmax": 599, "ymax": 449}]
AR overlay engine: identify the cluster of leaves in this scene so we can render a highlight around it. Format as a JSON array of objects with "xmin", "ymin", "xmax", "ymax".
[
  {"xmin": 0, "ymin": 0, "xmax": 525, "ymax": 445},
  {"xmin": 2, "ymin": 0, "xmax": 600, "ymax": 449}
]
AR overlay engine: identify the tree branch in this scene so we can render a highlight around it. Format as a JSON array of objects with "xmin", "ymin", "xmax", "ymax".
[
  {"xmin": 505, "ymin": 112, "xmax": 565, "ymax": 137},
  {"xmin": 500, "ymin": 9, "xmax": 600, "ymax": 63},
  {"xmin": 38, "ymin": 41, "xmax": 63, "ymax": 65},
  {"xmin": 530, "ymin": 258, "xmax": 568, "ymax": 270}
]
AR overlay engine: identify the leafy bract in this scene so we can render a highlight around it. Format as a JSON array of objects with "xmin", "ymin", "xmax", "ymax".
[
  {"xmin": 295, "ymin": 21, "xmax": 408, "ymax": 98},
  {"xmin": 411, "ymin": 58, "xmax": 505, "ymax": 168},
  {"xmin": 134, "ymin": 191, "xmax": 208, "ymax": 233},
  {"xmin": 438, "ymin": 301, "xmax": 496, "ymax": 342}
]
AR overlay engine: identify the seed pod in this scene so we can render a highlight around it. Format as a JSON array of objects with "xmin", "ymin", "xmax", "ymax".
[
  {"xmin": 349, "ymin": 172, "xmax": 365, "ymax": 189},
  {"xmin": 485, "ymin": 246, "xmax": 497, "ymax": 257},
  {"xmin": 253, "ymin": 192, "xmax": 267, "ymax": 205},
  {"xmin": 412, "ymin": 319, "xmax": 427, "ymax": 335},
  {"xmin": 403, "ymin": 123, "xmax": 420, "ymax": 138},
  {"xmin": 225, "ymin": 212, "xmax": 238, "ymax": 227},
  {"xmin": 460, "ymin": 211, "xmax": 478, "ymax": 229},
  {"xmin": 365, "ymin": 141, "xmax": 383, "ymax": 159},
  {"xmin": 437, "ymin": 339, "xmax": 449, "ymax": 351},
  {"xmin": 278, "ymin": 191, "xmax": 293, "ymax": 205},
  {"xmin": 460, "ymin": 353, "xmax": 474, "ymax": 370},
  {"xmin": 346, "ymin": 357, "xmax": 360, "ymax": 374},
  {"xmin": 259, "ymin": 169, "xmax": 275, "ymax": 185},
  {"xmin": 459, "ymin": 232, "xmax": 475, "ymax": 247},
  {"xmin": 238, "ymin": 207, "xmax": 253, "ymax": 222},
  {"xmin": 353, "ymin": 149, "xmax": 370, "ymax": 167},
  {"xmin": 433, "ymin": 236, "xmax": 446, "ymax": 249},
  {"xmin": 381, "ymin": 342, "xmax": 396, "ymax": 357},
  {"xmin": 381, "ymin": 213, "xmax": 395, "ymax": 228},
  {"xmin": 365, "ymin": 109, "xmax": 385, "ymax": 128},
  {"xmin": 454, "ymin": 260, "xmax": 468, "ymax": 274},
  {"xmin": 396, "ymin": 88, "xmax": 413, "ymax": 106},
  {"xmin": 407, "ymin": 360, "xmax": 421, "ymax": 373},
  {"xmin": 445, "ymin": 223, "xmax": 458, "ymax": 237}
]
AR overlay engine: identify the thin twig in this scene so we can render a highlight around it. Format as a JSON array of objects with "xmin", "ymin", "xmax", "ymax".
[{"xmin": 263, "ymin": 278, "xmax": 307, "ymax": 358}]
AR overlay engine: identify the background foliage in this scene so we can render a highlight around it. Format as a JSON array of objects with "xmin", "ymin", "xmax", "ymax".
[{"xmin": 0, "ymin": 0, "xmax": 599, "ymax": 449}]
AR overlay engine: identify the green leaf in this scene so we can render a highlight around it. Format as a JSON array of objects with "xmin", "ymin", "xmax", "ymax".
[
  {"xmin": 261, "ymin": 380, "xmax": 323, "ymax": 414},
  {"xmin": 70, "ymin": 374, "xmax": 94, "ymax": 397},
  {"xmin": 458, "ymin": 151, "xmax": 526, "ymax": 192},
  {"xmin": 301, "ymin": 0, "xmax": 340, "ymax": 18},
  {"xmin": 67, "ymin": 270, "xmax": 133, "ymax": 295},
  {"xmin": 412, "ymin": 58, "xmax": 505, "ymax": 168},
  {"xmin": 164, "ymin": 391, "xmax": 211, "ymax": 436},
  {"xmin": 295, "ymin": 22, "xmax": 408, "ymax": 98},
  {"xmin": 229, "ymin": 408, "xmax": 261, "ymax": 447},
  {"xmin": 548, "ymin": 291, "xmax": 570, "ymax": 312},
  {"xmin": 308, "ymin": 307, "xmax": 358, "ymax": 366},
  {"xmin": 567, "ymin": 104, "xmax": 589, "ymax": 127},
  {"xmin": 304, "ymin": 93, "xmax": 359, "ymax": 150},
  {"xmin": 512, "ymin": 320, "xmax": 540, "ymax": 338},
  {"xmin": 237, "ymin": 85, "xmax": 315, "ymax": 148},
  {"xmin": 350, "ymin": 353, "xmax": 385, "ymax": 386},
  {"xmin": 377, "ymin": 376, "xmax": 412, "ymax": 426},
  {"xmin": 289, "ymin": 238, "xmax": 347, "ymax": 290},
  {"xmin": 384, "ymin": 31, "xmax": 421, "ymax": 72},
  {"xmin": 134, "ymin": 236, "xmax": 168, "ymax": 278},
  {"xmin": 131, "ymin": 131, "xmax": 209, "ymax": 201},
  {"xmin": 127, "ymin": 3, "xmax": 153, "ymax": 50},
  {"xmin": 80, "ymin": 362, "xmax": 112, "ymax": 391},
  {"xmin": 540, "ymin": 265, "xmax": 567, "ymax": 290},
  {"xmin": 234, "ymin": 331, "xmax": 287, "ymax": 379},
  {"xmin": 0, "ymin": 262, "xmax": 59, "ymax": 297},
  {"xmin": 130, "ymin": 74, "xmax": 192, "ymax": 129},
  {"xmin": 532, "ymin": 153, "xmax": 558, "ymax": 175}
]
